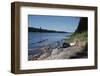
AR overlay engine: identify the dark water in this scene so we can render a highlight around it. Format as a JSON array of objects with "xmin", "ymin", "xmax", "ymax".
[{"xmin": 28, "ymin": 32, "xmax": 71, "ymax": 57}]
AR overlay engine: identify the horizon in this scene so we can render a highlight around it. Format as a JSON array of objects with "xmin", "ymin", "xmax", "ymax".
[{"xmin": 28, "ymin": 15, "xmax": 80, "ymax": 32}]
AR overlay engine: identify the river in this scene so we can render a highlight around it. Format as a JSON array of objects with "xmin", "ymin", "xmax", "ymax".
[{"xmin": 28, "ymin": 32, "xmax": 71, "ymax": 59}]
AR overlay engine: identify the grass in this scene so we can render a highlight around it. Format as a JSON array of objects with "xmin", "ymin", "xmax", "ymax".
[{"xmin": 64, "ymin": 31, "xmax": 88, "ymax": 46}]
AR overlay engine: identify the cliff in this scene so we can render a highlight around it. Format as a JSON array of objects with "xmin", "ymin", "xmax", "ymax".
[{"xmin": 75, "ymin": 17, "xmax": 88, "ymax": 33}]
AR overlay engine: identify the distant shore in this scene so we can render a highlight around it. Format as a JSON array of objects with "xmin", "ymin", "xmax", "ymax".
[{"xmin": 28, "ymin": 27, "xmax": 71, "ymax": 33}]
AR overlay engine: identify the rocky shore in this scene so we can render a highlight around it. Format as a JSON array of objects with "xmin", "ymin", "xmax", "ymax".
[{"xmin": 28, "ymin": 38, "xmax": 87, "ymax": 60}]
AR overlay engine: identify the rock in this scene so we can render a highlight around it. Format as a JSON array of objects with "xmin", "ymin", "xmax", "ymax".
[
  {"xmin": 42, "ymin": 46, "xmax": 84, "ymax": 60},
  {"xmin": 51, "ymin": 48, "xmax": 62, "ymax": 55},
  {"xmin": 62, "ymin": 43, "xmax": 70, "ymax": 48},
  {"xmin": 75, "ymin": 17, "xmax": 88, "ymax": 33},
  {"xmin": 38, "ymin": 53, "xmax": 50, "ymax": 60}
]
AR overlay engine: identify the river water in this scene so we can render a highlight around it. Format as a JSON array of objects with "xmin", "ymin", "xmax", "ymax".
[{"xmin": 28, "ymin": 32, "xmax": 71, "ymax": 59}]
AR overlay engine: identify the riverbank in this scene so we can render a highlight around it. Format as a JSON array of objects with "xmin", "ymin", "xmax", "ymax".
[{"xmin": 29, "ymin": 32, "xmax": 88, "ymax": 60}]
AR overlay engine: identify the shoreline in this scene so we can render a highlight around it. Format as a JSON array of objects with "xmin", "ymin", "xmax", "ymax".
[{"xmin": 28, "ymin": 37, "xmax": 87, "ymax": 60}]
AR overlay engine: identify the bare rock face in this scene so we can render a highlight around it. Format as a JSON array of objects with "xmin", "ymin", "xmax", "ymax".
[
  {"xmin": 75, "ymin": 17, "xmax": 88, "ymax": 33},
  {"xmin": 30, "ymin": 43, "xmax": 86, "ymax": 60},
  {"xmin": 51, "ymin": 48, "xmax": 62, "ymax": 55},
  {"xmin": 38, "ymin": 53, "xmax": 50, "ymax": 60},
  {"xmin": 44, "ymin": 46, "xmax": 83, "ymax": 60},
  {"xmin": 45, "ymin": 48, "xmax": 63, "ymax": 59}
]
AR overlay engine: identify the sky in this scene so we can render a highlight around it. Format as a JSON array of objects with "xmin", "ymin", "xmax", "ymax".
[{"xmin": 28, "ymin": 15, "xmax": 80, "ymax": 32}]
